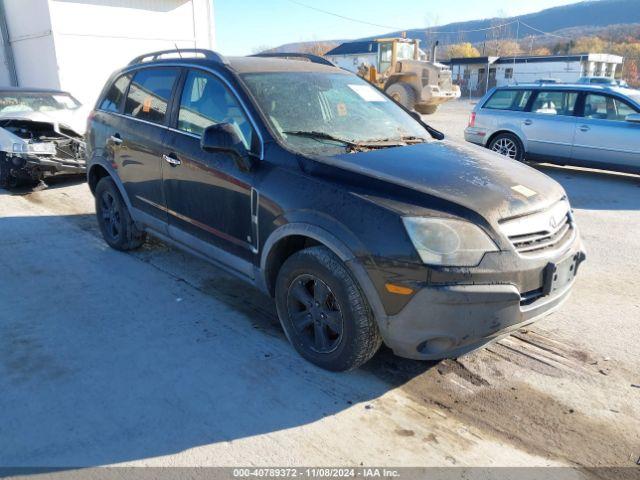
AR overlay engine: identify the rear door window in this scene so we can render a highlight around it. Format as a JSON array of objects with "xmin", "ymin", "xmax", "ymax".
[
  {"xmin": 530, "ymin": 91, "xmax": 578, "ymax": 116},
  {"xmin": 124, "ymin": 68, "xmax": 179, "ymax": 125},
  {"xmin": 483, "ymin": 90, "xmax": 532, "ymax": 111},
  {"xmin": 583, "ymin": 94, "xmax": 638, "ymax": 121},
  {"xmin": 100, "ymin": 74, "xmax": 131, "ymax": 112}
]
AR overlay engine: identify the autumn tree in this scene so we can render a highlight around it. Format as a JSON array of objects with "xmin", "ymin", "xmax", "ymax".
[
  {"xmin": 490, "ymin": 40, "xmax": 523, "ymax": 56},
  {"xmin": 530, "ymin": 47, "xmax": 552, "ymax": 56},
  {"xmin": 298, "ymin": 41, "xmax": 337, "ymax": 57},
  {"xmin": 624, "ymin": 59, "xmax": 639, "ymax": 86},
  {"xmin": 445, "ymin": 43, "xmax": 480, "ymax": 59},
  {"xmin": 569, "ymin": 36, "xmax": 607, "ymax": 53}
]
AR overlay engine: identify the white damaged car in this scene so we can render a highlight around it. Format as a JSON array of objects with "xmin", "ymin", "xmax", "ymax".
[{"xmin": 0, "ymin": 88, "xmax": 86, "ymax": 188}]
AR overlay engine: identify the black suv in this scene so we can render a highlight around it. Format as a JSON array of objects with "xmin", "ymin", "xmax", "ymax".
[{"xmin": 86, "ymin": 49, "xmax": 585, "ymax": 371}]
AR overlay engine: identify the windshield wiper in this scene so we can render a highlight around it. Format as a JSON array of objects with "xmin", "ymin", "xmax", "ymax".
[{"xmin": 283, "ymin": 130, "xmax": 361, "ymax": 148}]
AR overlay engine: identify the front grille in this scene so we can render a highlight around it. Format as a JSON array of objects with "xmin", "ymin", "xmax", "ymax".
[
  {"xmin": 509, "ymin": 213, "xmax": 572, "ymax": 254},
  {"xmin": 500, "ymin": 200, "xmax": 575, "ymax": 256}
]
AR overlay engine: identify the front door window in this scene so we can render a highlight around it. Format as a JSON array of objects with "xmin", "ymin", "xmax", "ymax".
[{"xmin": 178, "ymin": 70, "xmax": 253, "ymax": 149}]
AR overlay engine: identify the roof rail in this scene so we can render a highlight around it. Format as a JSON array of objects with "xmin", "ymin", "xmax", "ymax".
[
  {"xmin": 251, "ymin": 52, "xmax": 335, "ymax": 67},
  {"xmin": 128, "ymin": 49, "xmax": 228, "ymax": 66}
]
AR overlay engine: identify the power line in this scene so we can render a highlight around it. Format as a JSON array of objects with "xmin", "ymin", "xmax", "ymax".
[
  {"xmin": 284, "ymin": 1, "xmax": 574, "ymax": 45},
  {"xmin": 284, "ymin": 0, "xmax": 404, "ymax": 31},
  {"xmin": 427, "ymin": 20, "xmax": 519, "ymax": 35},
  {"xmin": 518, "ymin": 20, "xmax": 572, "ymax": 40}
]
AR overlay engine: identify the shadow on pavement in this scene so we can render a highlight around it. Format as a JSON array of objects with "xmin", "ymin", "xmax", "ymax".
[
  {"xmin": 0, "ymin": 175, "xmax": 85, "ymax": 196},
  {"xmin": 0, "ymin": 213, "xmax": 435, "ymax": 470}
]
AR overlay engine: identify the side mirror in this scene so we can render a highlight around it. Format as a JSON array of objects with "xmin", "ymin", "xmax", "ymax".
[
  {"xmin": 201, "ymin": 123, "xmax": 254, "ymax": 171},
  {"xmin": 625, "ymin": 113, "xmax": 640, "ymax": 124}
]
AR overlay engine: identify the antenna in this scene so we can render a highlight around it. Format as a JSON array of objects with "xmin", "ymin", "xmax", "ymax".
[{"xmin": 174, "ymin": 43, "xmax": 183, "ymax": 59}]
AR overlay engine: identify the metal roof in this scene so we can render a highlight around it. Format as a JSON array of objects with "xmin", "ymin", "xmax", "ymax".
[
  {"xmin": 325, "ymin": 41, "xmax": 379, "ymax": 56},
  {"xmin": 447, "ymin": 53, "xmax": 623, "ymax": 66}
]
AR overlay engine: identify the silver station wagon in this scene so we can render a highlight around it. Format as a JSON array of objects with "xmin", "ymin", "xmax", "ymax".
[{"xmin": 465, "ymin": 84, "xmax": 640, "ymax": 174}]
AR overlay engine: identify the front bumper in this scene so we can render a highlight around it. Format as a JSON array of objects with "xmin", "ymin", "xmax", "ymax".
[
  {"xmin": 373, "ymin": 239, "xmax": 586, "ymax": 361},
  {"xmin": 2, "ymin": 153, "xmax": 86, "ymax": 181}
]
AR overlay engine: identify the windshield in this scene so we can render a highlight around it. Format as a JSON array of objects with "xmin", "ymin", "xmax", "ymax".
[
  {"xmin": 396, "ymin": 42, "xmax": 415, "ymax": 61},
  {"xmin": 0, "ymin": 92, "xmax": 81, "ymax": 114},
  {"xmin": 241, "ymin": 72, "xmax": 429, "ymax": 156}
]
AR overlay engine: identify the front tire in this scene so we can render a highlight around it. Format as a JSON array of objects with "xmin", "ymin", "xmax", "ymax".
[
  {"xmin": 488, "ymin": 132, "xmax": 525, "ymax": 161},
  {"xmin": 415, "ymin": 104, "xmax": 439, "ymax": 115},
  {"xmin": 385, "ymin": 83, "xmax": 417, "ymax": 111},
  {"xmin": 275, "ymin": 246, "xmax": 382, "ymax": 371},
  {"xmin": 95, "ymin": 177, "xmax": 145, "ymax": 251},
  {"xmin": 0, "ymin": 154, "xmax": 18, "ymax": 189}
]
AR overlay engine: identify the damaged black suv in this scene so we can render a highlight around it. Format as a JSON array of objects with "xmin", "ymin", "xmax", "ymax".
[{"xmin": 86, "ymin": 50, "xmax": 585, "ymax": 371}]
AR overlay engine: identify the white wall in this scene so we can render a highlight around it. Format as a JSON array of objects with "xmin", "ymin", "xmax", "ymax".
[
  {"xmin": 0, "ymin": 0, "xmax": 215, "ymax": 107},
  {"xmin": 49, "ymin": 0, "xmax": 215, "ymax": 106},
  {"xmin": 494, "ymin": 60, "xmax": 584, "ymax": 86},
  {"xmin": 2, "ymin": 0, "xmax": 60, "ymax": 89}
]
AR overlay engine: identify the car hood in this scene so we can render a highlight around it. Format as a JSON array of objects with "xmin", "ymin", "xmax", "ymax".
[
  {"xmin": 0, "ymin": 108, "xmax": 87, "ymax": 136},
  {"xmin": 318, "ymin": 140, "xmax": 566, "ymax": 223}
]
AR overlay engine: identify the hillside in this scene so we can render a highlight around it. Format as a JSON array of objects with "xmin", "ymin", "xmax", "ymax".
[{"xmin": 268, "ymin": 0, "xmax": 640, "ymax": 52}]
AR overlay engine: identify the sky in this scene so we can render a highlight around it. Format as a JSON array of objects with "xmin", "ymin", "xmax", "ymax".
[{"xmin": 214, "ymin": 0, "xmax": 583, "ymax": 55}]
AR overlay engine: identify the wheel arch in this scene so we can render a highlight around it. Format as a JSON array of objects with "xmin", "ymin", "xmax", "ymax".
[
  {"xmin": 260, "ymin": 223, "xmax": 357, "ymax": 297},
  {"xmin": 486, "ymin": 129, "xmax": 527, "ymax": 152},
  {"xmin": 87, "ymin": 158, "xmax": 133, "ymax": 211}
]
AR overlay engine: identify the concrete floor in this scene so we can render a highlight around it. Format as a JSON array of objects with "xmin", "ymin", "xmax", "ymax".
[{"xmin": 1, "ymin": 101, "xmax": 639, "ymax": 469}]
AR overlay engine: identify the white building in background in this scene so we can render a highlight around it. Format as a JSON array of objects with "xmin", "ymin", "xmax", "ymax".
[
  {"xmin": 447, "ymin": 53, "xmax": 624, "ymax": 96},
  {"xmin": 0, "ymin": 0, "xmax": 215, "ymax": 106}
]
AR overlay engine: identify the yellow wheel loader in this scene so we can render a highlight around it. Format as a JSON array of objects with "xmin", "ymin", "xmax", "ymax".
[{"xmin": 355, "ymin": 38, "xmax": 460, "ymax": 114}]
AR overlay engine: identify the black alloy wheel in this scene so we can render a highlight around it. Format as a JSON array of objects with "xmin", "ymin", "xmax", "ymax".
[
  {"xmin": 287, "ymin": 274, "xmax": 344, "ymax": 354},
  {"xmin": 99, "ymin": 189, "xmax": 123, "ymax": 244}
]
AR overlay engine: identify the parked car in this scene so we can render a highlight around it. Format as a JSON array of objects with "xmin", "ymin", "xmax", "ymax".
[
  {"xmin": 86, "ymin": 49, "xmax": 586, "ymax": 371},
  {"xmin": 0, "ymin": 88, "xmax": 86, "ymax": 188},
  {"xmin": 465, "ymin": 84, "xmax": 640, "ymax": 173}
]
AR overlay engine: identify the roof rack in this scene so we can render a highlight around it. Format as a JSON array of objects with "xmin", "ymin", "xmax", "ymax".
[
  {"xmin": 250, "ymin": 52, "xmax": 335, "ymax": 67},
  {"xmin": 128, "ymin": 49, "xmax": 227, "ymax": 66}
]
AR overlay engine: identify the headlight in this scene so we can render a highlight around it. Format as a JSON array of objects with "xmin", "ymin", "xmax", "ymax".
[
  {"xmin": 402, "ymin": 217, "xmax": 498, "ymax": 266},
  {"xmin": 12, "ymin": 142, "xmax": 56, "ymax": 155}
]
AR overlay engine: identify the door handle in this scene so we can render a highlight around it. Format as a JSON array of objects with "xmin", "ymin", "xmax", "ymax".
[
  {"xmin": 579, "ymin": 125, "xmax": 590, "ymax": 132},
  {"xmin": 523, "ymin": 119, "xmax": 533, "ymax": 126},
  {"xmin": 163, "ymin": 153, "xmax": 181, "ymax": 166},
  {"xmin": 110, "ymin": 134, "xmax": 123, "ymax": 145}
]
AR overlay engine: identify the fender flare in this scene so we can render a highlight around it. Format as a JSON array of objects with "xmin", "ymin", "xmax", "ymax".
[
  {"xmin": 88, "ymin": 156, "xmax": 134, "ymax": 212},
  {"xmin": 260, "ymin": 222, "xmax": 356, "ymax": 272},
  {"xmin": 259, "ymin": 222, "xmax": 388, "ymax": 325}
]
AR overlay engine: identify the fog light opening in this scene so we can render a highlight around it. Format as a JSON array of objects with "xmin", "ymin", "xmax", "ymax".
[{"xmin": 417, "ymin": 336, "xmax": 456, "ymax": 355}]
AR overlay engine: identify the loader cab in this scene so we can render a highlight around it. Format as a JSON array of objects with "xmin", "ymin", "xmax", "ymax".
[{"xmin": 376, "ymin": 38, "xmax": 420, "ymax": 75}]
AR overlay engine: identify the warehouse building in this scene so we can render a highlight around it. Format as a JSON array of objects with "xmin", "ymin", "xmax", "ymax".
[
  {"xmin": 447, "ymin": 53, "xmax": 624, "ymax": 96},
  {"xmin": 0, "ymin": 0, "xmax": 215, "ymax": 106}
]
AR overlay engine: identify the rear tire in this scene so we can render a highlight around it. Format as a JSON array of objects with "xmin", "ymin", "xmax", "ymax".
[
  {"xmin": 95, "ymin": 176, "xmax": 145, "ymax": 251},
  {"xmin": 488, "ymin": 132, "xmax": 525, "ymax": 161},
  {"xmin": 275, "ymin": 246, "xmax": 382, "ymax": 371},
  {"xmin": 385, "ymin": 83, "xmax": 417, "ymax": 111}
]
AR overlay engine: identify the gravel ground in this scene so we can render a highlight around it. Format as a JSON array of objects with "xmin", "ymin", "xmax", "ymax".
[{"xmin": 1, "ymin": 100, "xmax": 639, "ymax": 471}]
